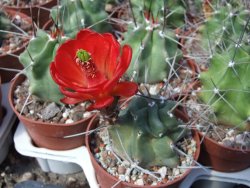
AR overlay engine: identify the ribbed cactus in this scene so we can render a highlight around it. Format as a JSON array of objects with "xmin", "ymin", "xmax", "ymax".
[
  {"xmin": 197, "ymin": 0, "xmax": 250, "ymax": 131},
  {"xmin": 121, "ymin": 0, "xmax": 185, "ymax": 83},
  {"xmin": 108, "ymin": 96, "xmax": 186, "ymax": 168},
  {"xmin": 19, "ymin": 30, "xmax": 67, "ymax": 103},
  {"xmin": 199, "ymin": 42, "xmax": 250, "ymax": 131},
  {"xmin": 0, "ymin": 10, "xmax": 11, "ymax": 41},
  {"xmin": 51, "ymin": 0, "xmax": 112, "ymax": 39}
]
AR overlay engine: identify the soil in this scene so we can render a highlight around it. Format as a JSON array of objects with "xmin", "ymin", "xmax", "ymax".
[
  {"xmin": 186, "ymin": 99, "xmax": 250, "ymax": 151},
  {"xmin": 13, "ymin": 79, "xmax": 93, "ymax": 124}
]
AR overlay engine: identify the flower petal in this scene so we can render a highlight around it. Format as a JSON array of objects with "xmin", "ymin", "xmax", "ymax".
[
  {"xmin": 102, "ymin": 33, "xmax": 120, "ymax": 79},
  {"xmin": 112, "ymin": 82, "xmax": 138, "ymax": 97}
]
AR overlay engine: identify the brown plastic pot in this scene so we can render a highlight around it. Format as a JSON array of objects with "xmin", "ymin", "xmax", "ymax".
[
  {"xmin": 9, "ymin": 74, "xmax": 96, "ymax": 150},
  {"xmin": 0, "ymin": 9, "xmax": 33, "ymax": 83},
  {"xmin": 3, "ymin": 0, "xmax": 57, "ymax": 28},
  {"xmin": 86, "ymin": 114, "xmax": 201, "ymax": 188},
  {"xmin": 198, "ymin": 131, "xmax": 250, "ymax": 172}
]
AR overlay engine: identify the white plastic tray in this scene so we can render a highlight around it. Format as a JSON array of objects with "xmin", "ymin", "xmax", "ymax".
[
  {"xmin": 14, "ymin": 123, "xmax": 99, "ymax": 188},
  {"xmin": 14, "ymin": 122, "xmax": 250, "ymax": 188},
  {"xmin": 0, "ymin": 82, "xmax": 17, "ymax": 164}
]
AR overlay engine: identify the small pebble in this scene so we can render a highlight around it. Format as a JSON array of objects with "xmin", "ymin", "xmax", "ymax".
[
  {"xmin": 134, "ymin": 178, "xmax": 144, "ymax": 186},
  {"xmin": 117, "ymin": 166, "xmax": 126, "ymax": 175},
  {"xmin": 65, "ymin": 119, "xmax": 74, "ymax": 124},
  {"xmin": 157, "ymin": 166, "xmax": 167, "ymax": 179}
]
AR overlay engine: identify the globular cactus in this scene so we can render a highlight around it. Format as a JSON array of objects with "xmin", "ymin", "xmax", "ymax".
[
  {"xmin": 121, "ymin": 0, "xmax": 185, "ymax": 83},
  {"xmin": 19, "ymin": 30, "xmax": 67, "ymax": 103},
  {"xmin": 197, "ymin": 0, "xmax": 250, "ymax": 131},
  {"xmin": 199, "ymin": 43, "xmax": 250, "ymax": 131},
  {"xmin": 51, "ymin": 0, "xmax": 112, "ymax": 39},
  {"xmin": 108, "ymin": 96, "xmax": 186, "ymax": 168},
  {"xmin": 0, "ymin": 10, "xmax": 11, "ymax": 42}
]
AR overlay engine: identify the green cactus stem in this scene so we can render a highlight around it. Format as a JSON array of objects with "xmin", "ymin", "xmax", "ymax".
[
  {"xmin": 19, "ymin": 30, "xmax": 67, "ymax": 104},
  {"xmin": 51, "ymin": 0, "xmax": 112, "ymax": 39},
  {"xmin": 121, "ymin": 0, "xmax": 185, "ymax": 83},
  {"xmin": 199, "ymin": 43, "xmax": 250, "ymax": 131},
  {"xmin": 108, "ymin": 96, "xmax": 187, "ymax": 168}
]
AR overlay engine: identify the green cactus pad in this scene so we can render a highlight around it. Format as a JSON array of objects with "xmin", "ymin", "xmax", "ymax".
[
  {"xmin": 51, "ymin": 0, "xmax": 112, "ymax": 39},
  {"xmin": 108, "ymin": 96, "xmax": 186, "ymax": 168},
  {"xmin": 19, "ymin": 30, "xmax": 67, "ymax": 104}
]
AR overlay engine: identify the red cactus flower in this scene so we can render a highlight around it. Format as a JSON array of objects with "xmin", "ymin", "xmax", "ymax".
[{"xmin": 50, "ymin": 29, "xmax": 138, "ymax": 110}]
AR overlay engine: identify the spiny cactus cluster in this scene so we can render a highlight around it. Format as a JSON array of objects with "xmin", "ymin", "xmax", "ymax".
[
  {"xmin": 198, "ymin": 0, "xmax": 250, "ymax": 131},
  {"xmin": 50, "ymin": 0, "xmax": 112, "ymax": 38},
  {"xmin": 19, "ymin": 30, "xmax": 67, "ymax": 103},
  {"xmin": 121, "ymin": 0, "xmax": 186, "ymax": 83},
  {"xmin": 108, "ymin": 96, "xmax": 187, "ymax": 168}
]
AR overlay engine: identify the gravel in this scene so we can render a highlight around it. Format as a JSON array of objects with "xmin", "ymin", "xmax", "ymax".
[{"xmin": 0, "ymin": 144, "xmax": 89, "ymax": 188}]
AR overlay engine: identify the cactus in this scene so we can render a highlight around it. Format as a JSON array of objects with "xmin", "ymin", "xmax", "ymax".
[
  {"xmin": 197, "ymin": 0, "xmax": 250, "ymax": 55},
  {"xmin": 0, "ymin": 10, "xmax": 11, "ymax": 42},
  {"xmin": 121, "ymin": 0, "xmax": 185, "ymax": 83},
  {"xmin": 19, "ymin": 30, "xmax": 67, "ymax": 103},
  {"xmin": 199, "ymin": 42, "xmax": 250, "ymax": 131},
  {"xmin": 108, "ymin": 96, "xmax": 186, "ymax": 168},
  {"xmin": 51, "ymin": 0, "xmax": 112, "ymax": 39},
  {"xmin": 196, "ymin": 0, "xmax": 250, "ymax": 131}
]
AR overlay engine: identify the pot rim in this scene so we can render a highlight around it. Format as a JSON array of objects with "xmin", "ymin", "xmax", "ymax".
[{"xmin": 198, "ymin": 130, "xmax": 250, "ymax": 152}]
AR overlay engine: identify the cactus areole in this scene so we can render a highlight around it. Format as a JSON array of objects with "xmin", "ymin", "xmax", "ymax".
[{"xmin": 50, "ymin": 29, "xmax": 138, "ymax": 110}]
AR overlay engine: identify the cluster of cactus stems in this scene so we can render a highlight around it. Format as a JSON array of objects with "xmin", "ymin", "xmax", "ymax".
[
  {"xmin": 50, "ymin": 0, "xmax": 112, "ymax": 38},
  {"xmin": 120, "ymin": 0, "xmax": 186, "ymax": 83},
  {"xmin": 108, "ymin": 96, "xmax": 187, "ymax": 168},
  {"xmin": 196, "ymin": 0, "xmax": 250, "ymax": 131}
]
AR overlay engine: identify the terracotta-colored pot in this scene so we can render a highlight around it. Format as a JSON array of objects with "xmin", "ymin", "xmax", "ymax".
[
  {"xmin": 198, "ymin": 132, "xmax": 250, "ymax": 172},
  {"xmin": 0, "ymin": 76, "xmax": 2, "ymax": 123},
  {"xmin": 0, "ymin": 9, "xmax": 32, "ymax": 83},
  {"xmin": 9, "ymin": 74, "xmax": 96, "ymax": 150},
  {"xmin": 3, "ymin": 0, "xmax": 57, "ymax": 28},
  {"xmin": 86, "ymin": 117, "xmax": 201, "ymax": 188}
]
